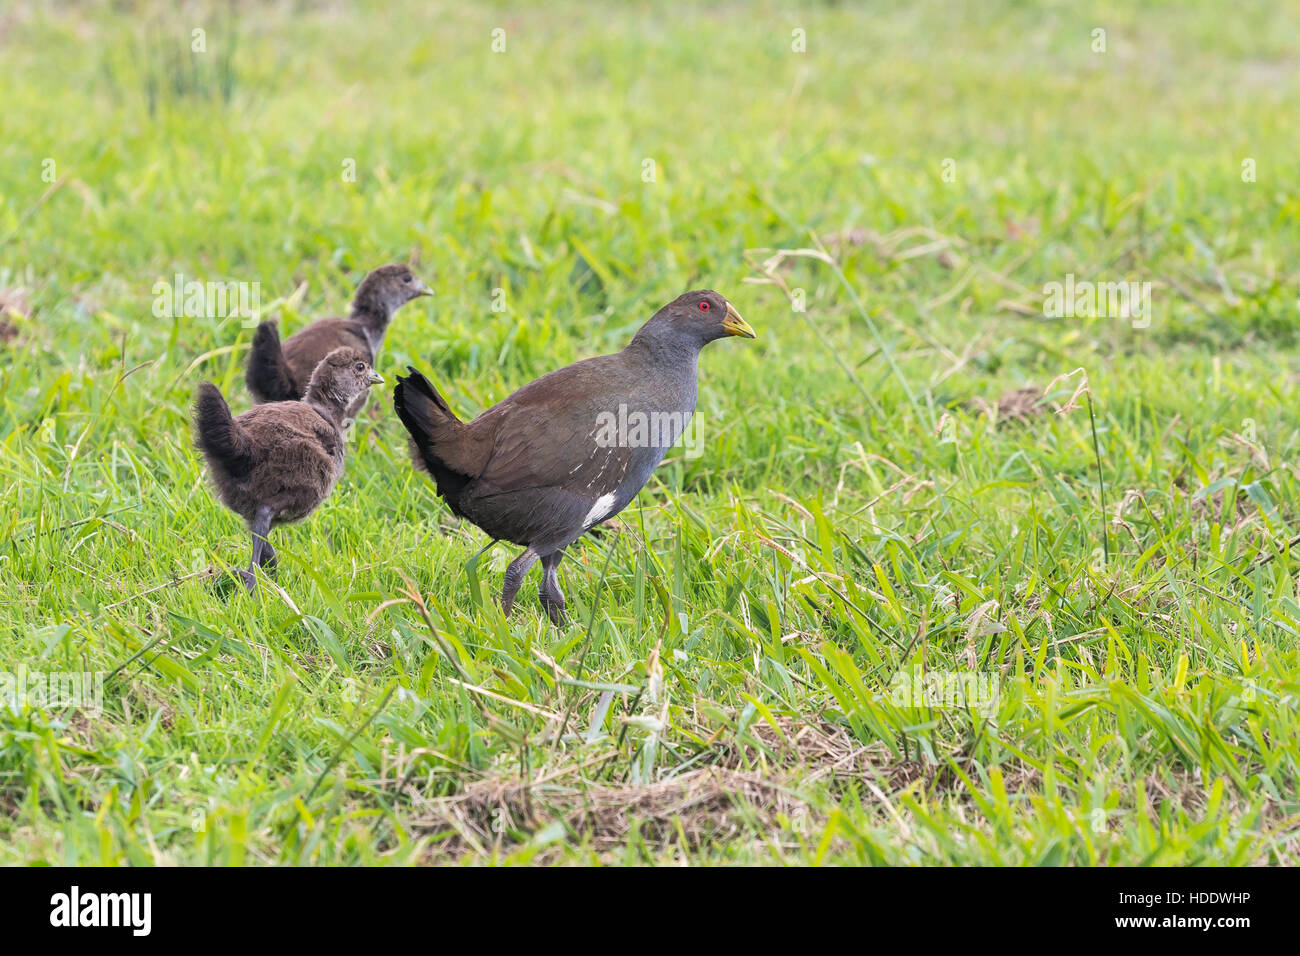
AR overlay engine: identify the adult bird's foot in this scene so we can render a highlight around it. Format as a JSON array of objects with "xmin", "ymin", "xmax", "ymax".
[
  {"xmin": 539, "ymin": 552, "xmax": 567, "ymax": 626},
  {"xmin": 236, "ymin": 568, "xmax": 258, "ymax": 594},
  {"xmin": 539, "ymin": 582, "xmax": 567, "ymax": 625},
  {"xmin": 540, "ymin": 598, "xmax": 567, "ymax": 626}
]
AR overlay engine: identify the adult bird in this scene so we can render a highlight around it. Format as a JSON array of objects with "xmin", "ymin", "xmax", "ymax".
[
  {"xmin": 196, "ymin": 347, "xmax": 383, "ymax": 594},
  {"xmin": 245, "ymin": 264, "xmax": 429, "ymax": 415},
  {"xmin": 393, "ymin": 290, "xmax": 755, "ymax": 623}
]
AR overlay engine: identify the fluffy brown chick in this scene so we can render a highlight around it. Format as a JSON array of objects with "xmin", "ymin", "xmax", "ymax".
[
  {"xmin": 196, "ymin": 347, "xmax": 383, "ymax": 593},
  {"xmin": 245, "ymin": 264, "xmax": 428, "ymax": 417}
]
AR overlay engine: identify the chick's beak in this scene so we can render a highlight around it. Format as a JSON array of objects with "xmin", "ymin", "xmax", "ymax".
[
  {"xmin": 414, "ymin": 279, "xmax": 433, "ymax": 297},
  {"xmin": 368, "ymin": 369, "xmax": 385, "ymax": 385},
  {"xmin": 722, "ymin": 301, "xmax": 756, "ymax": 338}
]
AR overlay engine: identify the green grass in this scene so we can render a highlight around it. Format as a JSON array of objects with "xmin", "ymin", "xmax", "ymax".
[{"xmin": 1, "ymin": 0, "xmax": 1299, "ymax": 864}]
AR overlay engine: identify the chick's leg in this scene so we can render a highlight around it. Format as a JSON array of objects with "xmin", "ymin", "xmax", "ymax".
[{"xmin": 240, "ymin": 506, "xmax": 276, "ymax": 594}]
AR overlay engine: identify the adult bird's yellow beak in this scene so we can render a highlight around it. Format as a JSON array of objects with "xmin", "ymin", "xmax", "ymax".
[
  {"xmin": 368, "ymin": 369, "xmax": 385, "ymax": 385},
  {"xmin": 722, "ymin": 301, "xmax": 756, "ymax": 338}
]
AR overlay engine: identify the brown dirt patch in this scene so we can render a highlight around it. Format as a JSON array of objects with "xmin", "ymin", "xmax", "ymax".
[
  {"xmin": 415, "ymin": 766, "xmax": 809, "ymax": 859},
  {"xmin": 407, "ymin": 716, "xmax": 1030, "ymax": 860},
  {"xmin": 968, "ymin": 386, "xmax": 1047, "ymax": 425}
]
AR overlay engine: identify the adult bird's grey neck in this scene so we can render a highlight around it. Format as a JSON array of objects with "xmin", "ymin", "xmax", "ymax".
[{"xmin": 625, "ymin": 322, "xmax": 708, "ymax": 368}]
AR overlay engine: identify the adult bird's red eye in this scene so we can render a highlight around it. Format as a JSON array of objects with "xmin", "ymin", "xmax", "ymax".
[{"xmin": 699, "ymin": 301, "xmax": 710, "ymax": 311}]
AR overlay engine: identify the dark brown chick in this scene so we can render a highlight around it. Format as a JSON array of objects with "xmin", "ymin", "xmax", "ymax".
[
  {"xmin": 196, "ymin": 347, "xmax": 383, "ymax": 593},
  {"xmin": 245, "ymin": 264, "xmax": 429, "ymax": 415}
]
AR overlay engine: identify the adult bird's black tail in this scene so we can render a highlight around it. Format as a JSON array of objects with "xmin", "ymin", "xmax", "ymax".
[
  {"xmin": 245, "ymin": 321, "xmax": 299, "ymax": 403},
  {"xmin": 393, "ymin": 367, "xmax": 481, "ymax": 509},
  {"xmin": 194, "ymin": 383, "xmax": 254, "ymax": 479}
]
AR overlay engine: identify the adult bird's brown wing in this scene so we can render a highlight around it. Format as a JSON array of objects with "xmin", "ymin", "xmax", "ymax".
[{"xmin": 458, "ymin": 357, "xmax": 645, "ymax": 545}]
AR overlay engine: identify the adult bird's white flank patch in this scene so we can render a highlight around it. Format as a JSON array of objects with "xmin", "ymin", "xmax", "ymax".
[{"xmin": 583, "ymin": 492, "xmax": 617, "ymax": 528}]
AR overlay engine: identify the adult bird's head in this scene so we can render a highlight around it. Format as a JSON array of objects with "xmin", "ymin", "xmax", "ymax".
[
  {"xmin": 306, "ymin": 347, "xmax": 385, "ymax": 412},
  {"xmin": 351, "ymin": 263, "xmax": 433, "ymax": 319},
  {"xmin": 631, "ymin": 290, "xmax": 756, "ymax": 354}
]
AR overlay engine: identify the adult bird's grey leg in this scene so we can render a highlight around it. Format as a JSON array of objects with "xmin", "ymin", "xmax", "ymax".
[
  {"xmin": 240, "ymin": 506, "xmax": 275, "ymax": 594},
  {"xmin": 539, "ymin": 550, "xmax": 566, "ymax": 625},
  {"xmin": 501, "ymin": 546, "xmax": 540, "ymax": 616}
]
